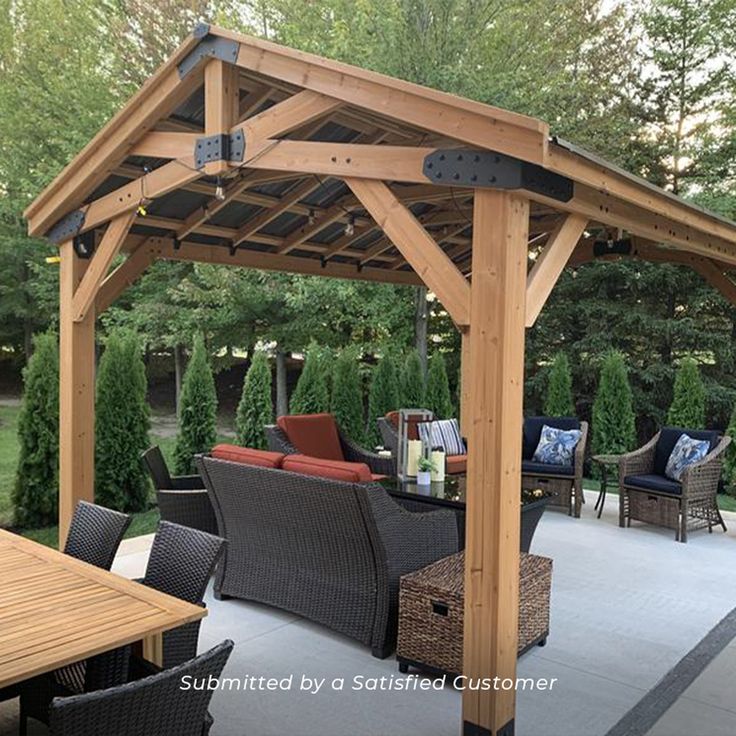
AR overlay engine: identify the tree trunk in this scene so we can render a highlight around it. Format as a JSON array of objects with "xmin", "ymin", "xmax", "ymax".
[
  {"xmin": 414, "ymin": 285, "xmax": 428, "ymax": 376},
  {"xmin": 276, "ymin": 348, "xmax": 288, "ymax": 417},
  {"xmin": 174, "ymin": 344, "xmax": 184, "ymax": 416}
]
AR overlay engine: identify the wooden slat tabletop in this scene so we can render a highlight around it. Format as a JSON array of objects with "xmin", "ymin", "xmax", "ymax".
[{"xmin": 0, "ymin": 529, "xmax": 206, "ymax": 688}]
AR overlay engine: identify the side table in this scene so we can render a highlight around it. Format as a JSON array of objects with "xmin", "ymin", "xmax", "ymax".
[{"xmin": 591, "ymin": 454, "xmax": 620, "ymax": 518}]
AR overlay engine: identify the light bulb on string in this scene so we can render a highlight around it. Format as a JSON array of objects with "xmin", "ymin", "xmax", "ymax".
[
  {"xmin": 215, "ymin": 178, "xmax": 226, "ymax": 201},
  {"xmin": 344, "ymin": 214, "xmax": 355, "ymax": 236}
]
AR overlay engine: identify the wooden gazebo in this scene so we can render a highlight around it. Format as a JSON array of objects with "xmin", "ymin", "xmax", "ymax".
[{"xmin": 26, "ymin": 23, "xmax": 736, "ymax": 736}]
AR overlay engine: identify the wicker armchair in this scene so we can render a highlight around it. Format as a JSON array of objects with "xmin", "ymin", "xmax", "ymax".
[
  {"xmin": 142, "ymin": 446, "xmax": 217, "ymax": 534},
  {"xmin": 521, "ymin": 417, "xmax": 588, "ymax": 518},
  {"xmin": 47, "ymin": 640, "xmax": 233, "ymax": 736},
  {"xmin": 265, "ymin": 413, "xmax": 395, "ymax": 476},
  {"xmin": 197, "ymin": 454, "xmax": 458, "ymax": 658},
  {"xmin": 618, "ymin": 428, "xmax": 730, "ymax": 543}
]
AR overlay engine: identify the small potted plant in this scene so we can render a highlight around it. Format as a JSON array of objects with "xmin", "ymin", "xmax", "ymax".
[{"xmin": 416, "ymin": 456, "xmax": 437, "ymax": 486}]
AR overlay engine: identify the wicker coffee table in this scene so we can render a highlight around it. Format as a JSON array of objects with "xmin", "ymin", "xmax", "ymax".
[{"xmin": 397, "ymin": 551, "xmax": 552, "ymax": 677}]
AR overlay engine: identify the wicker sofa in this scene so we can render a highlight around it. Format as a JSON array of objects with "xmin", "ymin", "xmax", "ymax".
[
  {"xmin": 266, "ymin": 413, "xmax": 395, "ymax": 476},
  {"xmin": 521, "ymin": 416, "xmax": 588, "ymax": 518},
  {"xmin": 618, "ymin": 427, "xmax": 730, "ymax": 543},
  {"xmin": 196, "ymin": 450, "xmax": 458, "ymax": 658}
]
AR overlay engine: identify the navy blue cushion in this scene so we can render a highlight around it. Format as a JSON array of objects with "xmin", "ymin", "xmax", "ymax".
[
  {"xmin": 653, "ymin": 427, "xmax": 719, "ymax": 477},
  {"xmin": 522, "ymin": 460, "xmax": 574, "ymax": 477},
  {"xmin": 624, "ymin": 473, "xmax": 682, "ymax": 496},
  {"xmin": 522, "ymin": 417, "xmax": 580, "ymax": 460}
]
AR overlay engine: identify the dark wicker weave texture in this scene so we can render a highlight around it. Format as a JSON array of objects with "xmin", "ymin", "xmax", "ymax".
[
  {"xmin": 618, "ymin": 432, "xmax": 730, "ymax": 543},
  {"xmin": 140, "ymin": 521, "xmax": 226, "ymax": 668},
  {"xmin": 63, "ymin": 501, "xmax": 131, "ymax": 570},
  {"xmin": 265, "ymin": 423, "xmax": 396, "ymax": 476},
  {"xmin": 397, "ymin": 552, "xmax": 552, "ymax": 676},
  {"xmin": 197, "ymin": 455, "xmax": 457, "ymax": 658},
  {"xmin": 47, "ymin": 640, "xmax": 233, "ymax": 736}
]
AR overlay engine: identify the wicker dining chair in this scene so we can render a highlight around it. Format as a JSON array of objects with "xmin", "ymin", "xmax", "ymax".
[
  {"xmin": 47, "ymin": 640, "xmax": 234, "ymax": 736},
  {"xmin": 135, "ymin": 521, "xmax": 226, "ymax": 669},
  {"xmin": 64, "ymin": 500, "xmax": 132, "ymax": 569}
]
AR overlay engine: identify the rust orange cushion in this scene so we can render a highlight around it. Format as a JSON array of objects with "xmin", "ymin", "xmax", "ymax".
[
  {"xmin": 282, "ymin": 454, "xmax": 372, "ymax": 483},
  {"xmin": 211, "ymin": 444, "xmax": 285, "ymax": 469},
  {"xmin": 277, "ymin": 413, "xmax": 344, "ymax": 461},
  {"xmin": 446, "ymin": 455, "xmax": 467, "ymax": 475}
]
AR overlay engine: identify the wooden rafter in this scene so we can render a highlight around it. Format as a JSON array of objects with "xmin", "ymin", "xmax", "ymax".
[
  {"xmin": 346, "ymin": 178, "xmax": 470, "ymax": 327},
  {"xmin": 525, "ymin": 213, "xmax": 588, "ymax": 327}
]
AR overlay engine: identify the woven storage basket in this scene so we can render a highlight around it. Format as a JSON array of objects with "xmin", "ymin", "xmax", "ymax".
[
  {"xmin": 397, "ymin": 551, "xmax": 552, "ymax": 676},
  {"xmin": 627, "ymin": 490, "xmax": 679, "ymax": 531}
]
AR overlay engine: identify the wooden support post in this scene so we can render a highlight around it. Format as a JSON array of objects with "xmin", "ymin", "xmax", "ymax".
[
  {"xmin": 59, "ymin": 240, "xmax": 96, "ymax": 548},
  {"xmin": 460, "ymin": 330, "xmax": 471, "ymax": 436},
  {"xmin": 525, "ymin": 214, "xmax": 588, "ymax": 327},
  {"xmin": 463, "ymin": 190, "xmax": 529, "ymax": 736},
  {"xmin": 204, "ymin": 59, "xmax": 239, "ymax": 176}
]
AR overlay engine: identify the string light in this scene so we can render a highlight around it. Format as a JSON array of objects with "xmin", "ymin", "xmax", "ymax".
[
  {"xmin": 215, "ymin": 177, "xmax": 226, "ymax": 201},
  {"xmin": 308, "ymin": 208, "xmax": 316, "ymax": 225},
  {"xmin": 344, "ymin": 214, "xmax": 355, "ymax": 237}
]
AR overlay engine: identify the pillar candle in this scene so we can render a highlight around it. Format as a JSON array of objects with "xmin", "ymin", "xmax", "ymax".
[
  {"xmin": 406, "ymin": 439, "xmax": 422, "ymax": 476},
  {"xmin": 431, "ymin": 450, "xmax": 446, "ymax": 481}
]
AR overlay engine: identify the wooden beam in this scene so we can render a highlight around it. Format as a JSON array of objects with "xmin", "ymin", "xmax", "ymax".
[
  {"xmin": 346, "ymin": 178, "xmax": 470, "ymax": 327},
  {"xmin": 459, "ymin": 331, "xmax": 471, "ymax": 436},
  {"xmin": 59, "ymin": 241, "xmax": 96, "ymax": 547},
  {"xmin": 96, "ymin": 240, "xmax": 155, "ymax": 314},
  {"xmin": 72, "ymin": 211, "xmax": 136, "ymax": 322},
  {"xmin": 232, "ymin": 31, "xmax": 549, "ymax": 165},
  {"xmin": 129, "ymin": 132, "xmax": 199, "ymax": 159},
  {"xmin": 276, "ymin": 197, "xmax": 356, "ymax": 255},
  {"xmin": 243, "ymin": 140, "xmax": 431, "ymax": 183},
  {"xmin": 525, "ymin": 213, "xmax": 588, "ymax": 327},
  {"xmin": 463, "ymin": 189, "xmax": 528, "ymax": 735},
  {"xmin": 26, "ymin": 31, "xmax": 204, "ymax": 237},
  {"xmin": 204, "ymin": 59, "xmax": 239, "ymax": 175},
  {"xmin": 147, "ymin": 237, "xmax": 423, "ymax": 286}
]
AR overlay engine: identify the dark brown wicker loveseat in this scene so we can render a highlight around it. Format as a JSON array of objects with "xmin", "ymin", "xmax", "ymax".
[
  {"xmin": 265, "ymin": 413, "xmax": 395, "ymax": 476},
  {"xmin": 618, "ymin": 427, "xmax": 730, "ymax": 543},
  {"xmin": 521, "ymin": 416, "xmax": 588, "ymax": 518},
  {"xmin": 196, "ymin": 454, "xmax": 458, "ymax": 658}
]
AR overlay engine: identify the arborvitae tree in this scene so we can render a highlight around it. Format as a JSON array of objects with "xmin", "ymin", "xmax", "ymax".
[
  {"xmin": 96, "ymin": 330, "xmax": 151, "ymax": 511},
  {"xmin": 667, "ymin": 357, "xmax": 706, "ymax": 428},
  {"xmin": 236, "ymin": 351, "xmax": 273, "ymax": 449},
  {"xmin": 13, "ymin": 332, "xmax": 59, "ymax": 528},
  {"xmin": 592, "ymin": 351, "xmax": 637, "ymax": 456},
  {"xmin": 367, "ymin": 354, "xmax": 400, "ymax": 443},
  {"xmin": 724, "ymin": 402, "xmax": 736, "ymax": 488},
  {"xmin": 400, "ymin": 349, "xmax": 426, "ymax": 408},
  {"xmin": 174, "ymin": 334, "xmax": 218, "ymax": 474},
  {"xmin": 331, "ymin": 349, "xmax": 365, "ymax": 444},
  {"xmin": 544, "ymin": 352, "xmax": 575, "ymax": 416},
  {"xmin": 425, "ymin": 352, "xmax": 453, "ymax": 420},
  {"xmin": 290, "ymin": 344, "xmax": 330, "ymax": 414}
]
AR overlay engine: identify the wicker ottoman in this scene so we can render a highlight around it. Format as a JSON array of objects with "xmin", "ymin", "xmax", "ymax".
[{"xmin": 397, "ymin": 551, "xmax": 552, "ymax": 677}]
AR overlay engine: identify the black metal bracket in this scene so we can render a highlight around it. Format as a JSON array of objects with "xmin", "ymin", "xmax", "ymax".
[
  {"xmin": 423, "ymin": 149, "xmax": 573, "ymax": 202},
  {"xmin": 593, "ymin": 237, "xmax": 632, "ymax": 258},
  {"xmin": 178, "ymin": 33, "xmax": 240, "ymax": 78},
  {"xmin": 193, "ymin": 129, "xmax": 245, "ymax": 169},
  {"xmin": 72, "ymin": 231, "xmax": 95, "ymax": 259},
  {"xmin": 463, "ymin": 720, "xmax": 513, "ymax": 736},
  {"xmin": 45, "ymin": 209, "xmax": 86, "ymax": 244}
]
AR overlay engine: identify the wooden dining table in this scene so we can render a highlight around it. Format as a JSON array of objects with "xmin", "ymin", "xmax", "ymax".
[{"xmin": 0, "ymin": 528, "xmax": 206, "ymax": 689}]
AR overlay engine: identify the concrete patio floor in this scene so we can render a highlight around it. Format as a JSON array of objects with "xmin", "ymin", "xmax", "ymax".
[{"xmin": 2, "ymin": 489, "xmax": 736, "ymax": 736}]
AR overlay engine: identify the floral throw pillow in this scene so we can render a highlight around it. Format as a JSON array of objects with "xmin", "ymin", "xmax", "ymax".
[
  {"xmin": 665, "ymin": 434, "xmax": 710, "ymax": 481},
  {"xmin": 532, "ymin": 424, "xmax": 582, "ymax": 466}
]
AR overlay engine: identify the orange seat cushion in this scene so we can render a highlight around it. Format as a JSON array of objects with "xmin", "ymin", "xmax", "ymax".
[
  {"xmin": 282, "ymin": 454, "xmax": 373, "ymax": 483},
  {"xmin": 277, "ymin": 414, "xmax": 344, "ymax": 461},
  {"xmin": 446, "ymin": 455, "xmax": 467, "ymax": 475},
  {"xmin": 212, "ymin": 444, "xmax": 285, "ymax": 469}
]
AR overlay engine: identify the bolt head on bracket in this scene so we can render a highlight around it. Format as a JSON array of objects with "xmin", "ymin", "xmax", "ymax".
[
  {"xmin": 178, "ymin": 35, "xmax": 240, "ymax": 78},
  {"xmin": 194, "ymin": 129, "xmax": 245, "ymax": 170}
]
